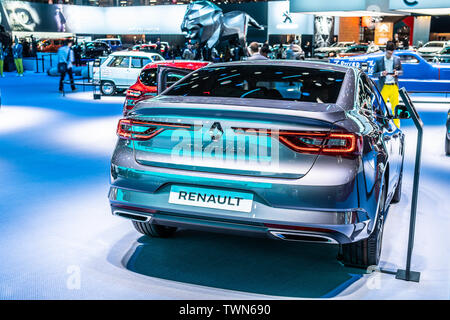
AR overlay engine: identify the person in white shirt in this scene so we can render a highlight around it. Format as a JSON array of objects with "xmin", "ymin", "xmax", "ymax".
[{"xmin": 57, "ymin": 39, "xmax": 76, "ymax": 93}]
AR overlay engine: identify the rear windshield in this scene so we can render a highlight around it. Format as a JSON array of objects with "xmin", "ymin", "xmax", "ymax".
[{"xmin": 163, "ymin": 65, "xmax": 346, "ymax": 103}]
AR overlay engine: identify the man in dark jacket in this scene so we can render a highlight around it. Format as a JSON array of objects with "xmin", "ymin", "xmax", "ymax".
[
  {"xmin": 372, "ymin": 41, "xmax": 403, "ymax": 127},
  {"xmin": 12, "ymin": 37, "xmax": 24, "ymax": 77}
]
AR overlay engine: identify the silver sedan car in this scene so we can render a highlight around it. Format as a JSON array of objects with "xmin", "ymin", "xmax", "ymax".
[{"xmin": 108, "ymin": 61, "xmax": 405, "ymax": 268}]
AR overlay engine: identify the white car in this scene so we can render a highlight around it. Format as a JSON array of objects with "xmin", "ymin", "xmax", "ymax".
[
  {"xmin": 314, "ymin": 42, "xmax": 355, "ymax": 58},
  {"xmin": 417, "ymin": 41, "xmax": 450, "ymax": 62},
  {"xmin": 93, "ymin": 51, "xmax": 165, "ymax": 95}
]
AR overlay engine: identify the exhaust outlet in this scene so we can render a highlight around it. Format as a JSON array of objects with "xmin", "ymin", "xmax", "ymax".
[
  {"xmin": 113, "ymin": 210, "xmax": 152, "ymax": 223},
  {"xmin": 269, "ymin": 231, "xmax": 337, "ymax": 244}
]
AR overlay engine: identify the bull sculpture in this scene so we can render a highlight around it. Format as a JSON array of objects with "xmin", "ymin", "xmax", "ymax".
[{"xmin": 181, "ymin": 0, "xmax": 264, "ymax": 49}]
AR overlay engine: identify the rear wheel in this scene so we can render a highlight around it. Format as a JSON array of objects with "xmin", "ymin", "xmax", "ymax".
[
  {"xmin": 100, "ymin": 81, "xmax": 116, "ymax": 96},
  {"xmin": 391, "ymin": 170, "xmax": 403, "ymax": 203},
  {"xmin": 340, "ymin": 183, "xmax": 387, "ymax": 268},
  {"xmin": 446, "ymin": 135, "xmax": 450, "ymax": 155},
  {"xmin": 132, "ymin": 221, "xmax": 177, "ymax": 238}
]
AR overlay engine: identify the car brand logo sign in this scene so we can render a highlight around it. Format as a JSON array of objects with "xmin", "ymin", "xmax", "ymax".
[
  {"xmin": 403, "ymin": 0, "xmax": 418, "ymax": 6},
  {"xmin": 208, "ymin": 122, "xmax": 223, "ymax": 142}
]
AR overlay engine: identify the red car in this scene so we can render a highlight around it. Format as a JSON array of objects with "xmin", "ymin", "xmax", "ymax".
[{"xmin": 124, "ymin": 60, "xmax": 210, "ymax": 115}]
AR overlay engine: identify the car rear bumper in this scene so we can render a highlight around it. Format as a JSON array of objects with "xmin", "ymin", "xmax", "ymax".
[{"xmin": 109, "ymin": 186, "xmax": 372, "ymax": 244}]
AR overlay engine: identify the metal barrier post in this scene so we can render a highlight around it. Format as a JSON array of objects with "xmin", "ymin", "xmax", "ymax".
[
  {"xmin": 394, "ymin": 88, "xmax": 422, "ymax": 282},
  {"xmin": 35, "ymin": 56, "xmax": 39, "ymax": 73}
]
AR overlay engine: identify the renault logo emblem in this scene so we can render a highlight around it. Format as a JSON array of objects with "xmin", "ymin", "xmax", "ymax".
[{"xmin": 208, "ymin": 122, "xmax": 224, "ymax": 142}]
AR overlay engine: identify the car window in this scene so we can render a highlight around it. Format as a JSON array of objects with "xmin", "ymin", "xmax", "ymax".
[
  {"xmin": 399, "ymin": 55, "xmax": 419, "ymax": 64},
  {"xmin": 141, "ymin": 58, "xmax": 151, "ymax": 66},
  {"xmin": 108, "ymin": 56, "xmax": 130, "ymax": 68},
  {"xmin": 358, "ymin": 77, "xmax": 373, "ymax": 112},
  {"xmin": 167, "ymin": 72, "xmax": 186, "ymax": 87},
  {"xmin": 152, "ymin": 55, "xmax": 163, "ymax": 61},
  {"xmin": 366, "ymin": 75, "xmax": 390, "ymax": 118},
  {"xmin": 139, "ymin": 68, "xmax": 157, "ymax": 86},
  {"xmin": 425, "ymin": 42, "xmax": 444, "ymax": 48},
  {"xmin": 131, "ymin": 57, "xmax": 143, "ymax": 68},
  {"xmin": 164, "ymin": 65, "xmax": 346, "ymax": 103}
]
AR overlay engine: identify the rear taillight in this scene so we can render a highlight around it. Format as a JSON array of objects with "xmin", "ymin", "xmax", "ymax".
[
  {"xmin": 278, "ymin": 131, "xmax": 362, "ymax": 156},
  {"xmin": 233, "ymin": 128, "xmax": 361, "ymax": 157},
  {"xmin": 117, "ymin": 119, "xmax": 163, "ymax": 141},
  {"xmin": 126, "ymin": 89, "xmax": 142, "ymax": 97},
  {"xmin": 117, "ymin": 119, "xmax": 193, "ymax": 141}
]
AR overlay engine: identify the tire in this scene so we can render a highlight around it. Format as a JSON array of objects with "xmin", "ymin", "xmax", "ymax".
[
  {"xmin": 391, "ymin": 169, "xmax": 402, "ymax": 203},
  {"xmin": 446, "ymin": 135, "xmax": 450, "ymax": 155},
  {"xmin": 132, "ymin": 221, "xmax": 177, "ymax": 238},
  {"xmin": 340, "ymin": 183, "xmax": 387, "ymax": 268},
  {"xmin": 100, "ymin": 81, "xmax": 116, "ymax": 96}
]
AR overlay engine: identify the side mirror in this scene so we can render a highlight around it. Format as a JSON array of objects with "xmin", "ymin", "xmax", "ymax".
[{"xmin": 394, "ymin": 104, "xmax": 411, "ymax": 119}]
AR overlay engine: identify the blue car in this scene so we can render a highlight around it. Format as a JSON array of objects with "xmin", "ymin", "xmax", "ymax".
[{"xmin": 330, "ymin": 50, "xmax": 450, "ymax": 93}]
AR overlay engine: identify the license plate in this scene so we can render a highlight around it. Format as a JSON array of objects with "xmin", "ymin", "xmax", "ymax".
[{"xmin": 168, "ymin": 185, "xmax": 253, "ymax": 213}]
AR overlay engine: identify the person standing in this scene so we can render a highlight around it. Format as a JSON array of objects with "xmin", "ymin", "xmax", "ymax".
[
  {"xmin": 182, "ymin": 44, "xmax": 195, "ymax": 60},
  {"xmin": 12, "ymin": 38, "xmax": 24, "ymax": 77},
  {"xmin": 0, "ymin": 41, "xmax": 5, "ymax": 77},
  {"xmin": 247, "ymin": 42, "xmax": 267, "ymax": 60},
  {"xmin": 373, "ymin": 41, "xmax": 403, "ymax": 128},
  {"xmin": 285, "ymin": 43, "xmax": 295, "ymax": 60},
  {"xmin": 57, "ymin": 39, "xmax": 76, "ymax": 93},
  {"xmin": 302, "ymin": 41, "xmax": 312, "ymax": 58}
]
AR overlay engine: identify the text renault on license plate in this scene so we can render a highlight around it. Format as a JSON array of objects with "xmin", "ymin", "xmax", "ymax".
[{"xmin": 168, "ymin": 185, "xmax": 253, "ymax": 213}]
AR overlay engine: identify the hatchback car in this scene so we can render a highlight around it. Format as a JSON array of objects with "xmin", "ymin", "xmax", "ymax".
[
  {"xmin": 93, "ymin": 51, "xmax": 165, "ymax": 95},
  {"xmin": 124, "ymin": 60, "xmax": 210, "ymax": 114},
  {"xmin": 109, "ymin": 61, "xmax": 406, "ymax": 268}
]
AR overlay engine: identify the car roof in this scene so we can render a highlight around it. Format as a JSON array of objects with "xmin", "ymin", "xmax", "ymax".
[
  {"xmin": 142, "ymin": 60, "xmax": 210, "ymax": 70},
  {"xmin": 208, "ymin": 60, "xmax": 350, "ymax": 72},
  {"xmin": 96, "ymin": 38, "xmax": 121, "ymax": 41},
  {"xmin": 111, "ymin": 51, "xmax": 163, "ymax": 58}
]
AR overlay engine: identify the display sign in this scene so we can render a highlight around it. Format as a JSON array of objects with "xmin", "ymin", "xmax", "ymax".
[
  {"xmin": 374, "ymin": 22, "xmax": 393, "ymax": 45},
  {"xmin": 389, "ymin": 0, "xmax": 450, "ymax": 10},
  {"xmin": 0, "ymin": 0, "xmax": 188, "ymax": 34},
  {"xmin": 314, "ymin": 15, "xmax": 334, "ymax": 48},
  {"xmin": 267, "ymin": 1, "xmax": 314, "ymax": 35}
]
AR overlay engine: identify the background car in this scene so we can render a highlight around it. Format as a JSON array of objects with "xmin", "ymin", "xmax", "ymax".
[
  {"xmin": 314, "ymin": 42, "xmax": 355, "ymax": 59},
  {"xmin": 124, "ymin": 60, "xmax": 209, "ymax": 114},
  {"xmin": 330, "ymin": 50, "xmax": 450, "ymax": 93},
  {"xmin": 432, "ymin": 46, "xmax": 450, "ymax": 63},
  {"xmin": 76, "ymin": 41, "xmax": 111, "ymax": 59},
  {"xmin": 417, "ymin": 41, "xmax": 450, "ymax": 62},
  {"xmin": 131, "ymin": 44, "xmax": 159, "ymax": 53},
  {"xmin": 93, "ymin": 51, "xmax": 165, "ymax": 95},
  {"xmin": 37, "ymin": 38, "xmax": 70, "ymax": 53},
  {"xmin": 110, "ymin": 61, "xmax": 405, "ymax": 269},
  {"xmin": 94, "ymin": 38, "xmax": 123, "ymax": 51},
  {"xmin": 338, "ymin": 44, "xmax": 369, "ymax": 57}
]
